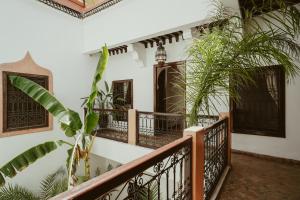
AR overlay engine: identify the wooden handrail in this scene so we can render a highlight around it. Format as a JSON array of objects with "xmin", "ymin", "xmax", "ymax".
[
  {"xmin": 203, "ymin": 116, "xmax": 229, "ymax": 132},
  {"xmin": 139, "ymin": 111, "xmax": 219, "ymax": 119},
  {"xmin": 138, "ymin": 111, "xmax": 185, "ymax": 117},
  {"xmin": 91, "ymin": 108, "xmax": 128, "ymax": 113},
  {"xmin": 89, "ymin": 108, "xmax": 219, "ymax": 119},
  {"xmin": 52, "ymin": 136, "xmax": 193, "ymax": 200}
]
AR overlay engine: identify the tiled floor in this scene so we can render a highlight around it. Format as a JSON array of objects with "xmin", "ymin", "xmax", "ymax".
[{"xmin": 218, "ymin": 153, "xmax": 300, "ymax": 200}]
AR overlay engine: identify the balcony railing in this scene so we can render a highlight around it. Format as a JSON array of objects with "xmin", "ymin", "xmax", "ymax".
[
  {"xmin": 136, "ymin": 112, "xmax": 185, "ymax": 149},
  {"xmin": 54, "ymin": 113, "xmax": 231, "ymax": 200},
  {"xmin": 53, "ymin": 137, "xmax": 193, "ymax": 200},
  {"xmin": 92, "ymin": 109, "xmax": 129, "ymax": 143},
  {"xmin": 204, "ymin": 118, "xmax": 228, "ymax": 200},
  {"xmin": 87, "ymin": 108, "xmax": 218, "ymax": 149}
]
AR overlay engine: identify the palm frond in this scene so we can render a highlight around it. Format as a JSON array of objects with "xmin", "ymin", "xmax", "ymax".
[
  {"xmin": 137, "ymin": 182, "xmax": 159, "ymax": 200},
  {"xmin": 178, "ymin": 0, "xmax": 300, "ymax": 124},
  {"xmin": 39, "ymin": 167, "xmax": 68, "ymax": 200},
  {"xmin": 0, "ymin": 184, "xmax": 39, "ymax": 200}
]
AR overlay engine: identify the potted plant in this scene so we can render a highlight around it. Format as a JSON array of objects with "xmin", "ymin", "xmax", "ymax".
[{"xmin": 82, "ymin": 81, "xmax": 125, "ymax": 129}]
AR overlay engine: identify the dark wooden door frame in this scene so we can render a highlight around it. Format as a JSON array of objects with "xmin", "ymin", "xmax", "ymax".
[{"xmin": 153, "ymin": 61, "xmax": 186, "ymax": 113}]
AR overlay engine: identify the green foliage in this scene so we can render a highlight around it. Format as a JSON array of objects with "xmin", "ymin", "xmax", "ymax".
[
  {"xmin": 0, "ymin": 184, "xmax": 39, "ymax": 200},
  {"xmin": 84, "ymin": 46, "xmax": 109, "ymax": 135},
  {"xmin": 86, "ymin": 46, "xmax": 109, "ymax": 112},
  {"xmin": 0, "ymin": 141, "xmax": 61, "ymax": 186},
  {"xmin": 178, "ymin": 0, "xmax": 300, "ymax": 124},
  {"xmin": 0, "ymin": 45, "xmax": 110, "ymax": 189},
  {"xmin": 0, "ymin": 168, "xmax": 67, "ymax": 200},
  {"xmin": 136, "ymin": 182, "xmax": 159, "ymax": 200},
  {"xmin": 81, "ymin": 79, "xmax": 127, "ymax": 110},
  {"xmin": 9, "ymin": 75, "xmax": 82, "ymax": 137},
  {"xmin": 39, "ymin": 167, "xmax": 68, "ymax": 200}
]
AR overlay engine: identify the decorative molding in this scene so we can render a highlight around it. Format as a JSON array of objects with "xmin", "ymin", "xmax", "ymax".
[
  {"xmin": 127, "ymin": 44, "xmax": 145, "ymax": 68},
  {"xmin": 0, "ymin": 52, "xmax": 53, "ymax": 138},
  {"xmin": 139, "ymin": 31, "xmax": 183, "ymax": 48},
  {"xmin": 38, "ymin": 0, "xmax": 83, "ymax": 18},
  {"xmin": 182, "ymin": 29, "xmax": 193, "ymax": 40},
  {"xmin": 37, "ymin": 0, "xmax": 123, "ymax": 19},
  {"xmin": 83, "ymin": 0, "xmax": 123, "ymax": 18},
  {"xmin": 109, "ymin": 45, "xmax": 128, "ymax": 56}
]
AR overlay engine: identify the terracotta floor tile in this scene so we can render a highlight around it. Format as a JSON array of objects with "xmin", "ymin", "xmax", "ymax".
[{"xmin": 218, "ymin": 153, "xmax": 300, "ymax": 200}]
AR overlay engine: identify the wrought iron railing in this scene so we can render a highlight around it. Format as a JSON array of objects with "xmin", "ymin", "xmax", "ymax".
[
  {"xmin": 136, "ymin": 112, "xmax": 219, "ymax": 149},
  {"xmin": 53, "ymin": 137, "xmax": 193, "ymax": 200},
  {"xmin": 92, "ymin": 109, "xmax": 129, "ymax": 143},
  {"xmin": 89, "ymin": 108, "xmax": 219, "ymax": 149},
  {"xmin": 136, "ymin": 112, "xmax": 186, "ymax": 149},
  {"xmin": 203, "ymin": 117, "xmax": 228, "ymax": 200}
]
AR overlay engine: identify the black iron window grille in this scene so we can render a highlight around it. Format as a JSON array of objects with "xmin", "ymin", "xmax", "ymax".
[
  {"xmin": 3, "ymin": 72, "xmax": 49, "ymax": 132},
  {"xmin": 232, "ymin": 66, "xmax": 285, "ymax": 138}
]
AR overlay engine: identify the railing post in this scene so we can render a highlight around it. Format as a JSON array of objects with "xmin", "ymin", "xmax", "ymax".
[
  {"xmin": 219, "ymin": 112, "xmax": 232, "ymax": 167},
  {"xmin": 128, "ymin": 109, "xmax": 137, "ymax": 145},
  {"xmin": 184, "ymin": 126, "xmax": 205, "ymax": 200}
]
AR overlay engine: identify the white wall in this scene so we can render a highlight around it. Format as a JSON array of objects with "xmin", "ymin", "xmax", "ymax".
[
  {"xmin": 0, "ymin": 0, "xmax": 95, "ymax": 192},
  {"xmin": 103, "ymin": 39, "xmax": 191, "ymax": 111},
  {"xmin": 233, "ymin": 75, "xmax": 300, "ymax": 161},
  {"xmin": 82, "ymin": 0, "xmax": 214, "ymax": 53},
  {"xmin": 92, "ymin": 138, "xmax": 152, "ymax": 164},
  {"xmin": 1, "ymin": 1, "xmax": 299, "ymax": 196},
  {"xmin": 231, "ymin": 9, "xmax": 300, "ymax": 161},
  {"xmin": 100, "ymin": 10, "xmax": 300, "ymax": 161}
]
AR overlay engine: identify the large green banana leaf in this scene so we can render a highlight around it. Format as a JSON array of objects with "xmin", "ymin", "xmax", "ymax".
[
  {"xmin": 0, "ymin": 141, "xmax": 61, "ymax": 186},
  {"xmin": 9, "ymin": 76, "xmax": 82, "ymax": 137},
  {"xmin": 84, "ymin": 45, "xmax": 109, "ymax": 134}
]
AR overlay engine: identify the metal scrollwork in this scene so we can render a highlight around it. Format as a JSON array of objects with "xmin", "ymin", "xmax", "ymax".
[
  {"xmin": 204, "ymin": 119, "xmax": 228, "ymax": 200},
  {"xmin": 97, "ymin": 143, "xmax": 192, "ymax": 200}
]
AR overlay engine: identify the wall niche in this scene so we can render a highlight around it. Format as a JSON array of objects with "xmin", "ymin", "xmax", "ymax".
[{"xmin": 0, "ymin": 53, "xmax": 53, "ymax": 137}]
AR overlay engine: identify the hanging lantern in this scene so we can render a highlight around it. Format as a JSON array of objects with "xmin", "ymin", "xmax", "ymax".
[{"xmin": 155, "ymin": 42, "xmax": 167, "ymax": 64}]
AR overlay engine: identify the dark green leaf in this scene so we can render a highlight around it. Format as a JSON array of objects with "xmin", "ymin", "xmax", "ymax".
[
  {"xmin": 105, "ymin": 81, "xmax": 109, "ymax": 93},
  {"xmin": 0, "ymin": 163, "xmax": 16, "ymax": 178},
  {"xmin": 84, "ymin": 112, "xmax": 99, "ymax": 135},
  {"xmin": 66, "ymin": 148, "xmax": 73, "ymax": 170},
  {"xmin": 61, "ymin": 123, "xmax": 76, "ymax": 137},
  {"xmin": 0, "ymin": 141, "xmax": 61, "ymax": 185},
  {"xmin": 0, "ymin": 173, "xmax": 4, "ymax": 187},
  {"xmin": 86, "ymin": 45, "xmax": 109, "ymax": 112},
  {"xmin": 9, "ymin": 76, "xmax": 82, "ymax": 137}
]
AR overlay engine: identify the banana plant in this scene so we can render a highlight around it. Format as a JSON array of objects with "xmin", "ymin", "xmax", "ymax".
[{"xmin": 0, "ymin": 45, "xmax": 109, "ymax": 189}]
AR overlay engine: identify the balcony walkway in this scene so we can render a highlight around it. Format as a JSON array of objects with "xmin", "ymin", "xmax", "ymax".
[{"xmin": 218, "ymin": 152, "xmax": 300, "ymax": 200}]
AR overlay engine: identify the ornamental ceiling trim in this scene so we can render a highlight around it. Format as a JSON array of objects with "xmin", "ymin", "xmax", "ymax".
[{"xmin": 37, "ymin": 0, "xmax": 123, "ymax": 19}]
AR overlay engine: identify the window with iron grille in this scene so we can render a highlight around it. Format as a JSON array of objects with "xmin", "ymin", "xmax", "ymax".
[
  {"xmin": 112, "ymin": 79, "xmax": 133, "ymax": 109},
  {"xmin": 3, "ymin": 72, "xmax": 49, "ymax": 132},
  {"xmin": 232, "ymin": 66, "xmax": 285, "ymax": 138}
]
